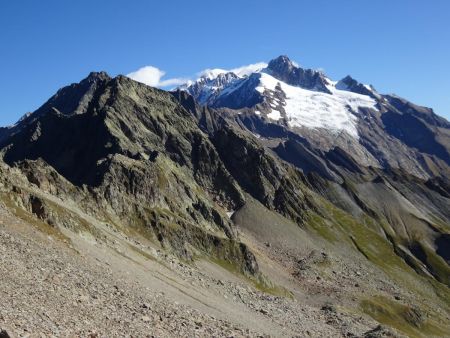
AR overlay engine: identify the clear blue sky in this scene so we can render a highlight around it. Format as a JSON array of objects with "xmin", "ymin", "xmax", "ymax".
[{"xmin": 1, "ymin": 0, "xmax": 449, "ymax": 126}]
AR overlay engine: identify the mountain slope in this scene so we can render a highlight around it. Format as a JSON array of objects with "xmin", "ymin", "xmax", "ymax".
[
  {"xmin": 174, "ymin": 90, "xmax": 450, "ymax": 286},
  {"xmin": 0, "ymin": 73, "xmax": 261, "ymax": 275}
]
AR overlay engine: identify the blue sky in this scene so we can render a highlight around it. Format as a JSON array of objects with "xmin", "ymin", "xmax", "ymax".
[{"xmin": 1, "ymin": 0, "xmax": 449, "ymax": 126}]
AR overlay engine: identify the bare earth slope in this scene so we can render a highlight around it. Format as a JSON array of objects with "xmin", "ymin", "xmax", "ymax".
[{"xmin": 0, "ymin": 165, "xmax": 393, "ymax": 337}]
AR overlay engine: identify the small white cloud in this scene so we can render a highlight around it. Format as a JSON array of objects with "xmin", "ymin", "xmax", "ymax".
[
  {"xmin": 197, "ymin": 62, "xmax": 267, "ymax": 79},
  {"xmin": 197, "ymin": 68, "xmax": 229, "ymax": 80},
  {"xmin": 126, "ymin": 66, "xmax": 188, "ymax": 88},
  {"xmin": 230, "ymin": 62, "xmax": 267, "ymax": 76},
  {"xmin": 158, "ymin": 77, "xmax": 189, "ymax": 87},
  {"xmin": 127, "ymin": 61, "xmax": 269, "ymax": 89}
]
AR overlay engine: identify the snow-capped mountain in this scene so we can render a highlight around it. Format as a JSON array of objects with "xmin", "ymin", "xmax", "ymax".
[
  {"xmin": 181, "ymin": 55, "xmax": 381, "ymax": 139},
  {"xmin": 179, "ymin": 55, "xmax": 450, "ymax": 180}
]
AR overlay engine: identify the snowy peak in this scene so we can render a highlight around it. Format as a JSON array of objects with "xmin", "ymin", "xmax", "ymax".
[
  {"xmin": 181, "ymin": 72, "xmax": 242, "ymax": 106},
  {"xmin": 336, "ymin": 75, "xmax": 359, "ymax": 90},
  {"xmin": 266, "ymin": 55, "xmax": 296, "ymax": 76},
  {"xmin": 191, "ymin": 72, "xmax": 240, "ymax": 94},
  {"xmin": 198, "ymin": 71, "xmax": 239, "ymax": 83},
  {"xmin": 180, "ymin": 56, "xmax": 382, "ymax": 139},
  {"xmin": 336, "ymin": 75, "xmax": 381, "ymax": 99},
  {"xmin": 265, "ymin": 55, "xmax": 331, "ymax": 94}
]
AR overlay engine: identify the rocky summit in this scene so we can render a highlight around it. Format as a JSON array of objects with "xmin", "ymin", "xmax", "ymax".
[{"xmin": 1, "ymin": 56, "xmax": 450, "ymax": 337}]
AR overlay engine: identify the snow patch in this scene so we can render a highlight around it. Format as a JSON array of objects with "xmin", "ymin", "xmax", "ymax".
[
  {"xmin": 226, "ymin": 211, "xmax": 235, "ymax": 219},
  {"xmin": 267, "ymin": 109, "xmax": 282, "ymax": 121},
  {"xmin": 256, "ymin": 73, "xmax": 377, "ymax": 138}
]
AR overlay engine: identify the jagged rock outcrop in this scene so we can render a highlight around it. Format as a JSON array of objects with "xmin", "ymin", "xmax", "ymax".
[
  {"xmin": 0, "ymin": 73, "xmax": 259, "ymax": 275},
  {"xmin": 336, "ymin": 75, "xmax": 380, "ymax": 99},
  {"xmin": 266, "ymin": 55, "xmax": 331, "ymax": 93}
]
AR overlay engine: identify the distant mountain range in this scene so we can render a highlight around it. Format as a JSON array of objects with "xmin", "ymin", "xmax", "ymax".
[{"xmin": 180, "ymin": 55, "xmax": 450, "ymax": 180}]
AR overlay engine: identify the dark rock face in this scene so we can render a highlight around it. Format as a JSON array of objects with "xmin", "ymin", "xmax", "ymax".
[
  {"xmin": 0, "ymin": 127, "xmax": 7, "ymax": 143},
  {"xmin": 211, "ymin": 125, "xmax": 312, "ymax": 223},
  {"xmin": 0, "ymin": 329, "xmax": 11, "ymax": 338},
  {"xmin": 335, "ymin": 75, "xmax": 379, "ymax": 99},
  {"xmin": 381, "ymin": 110, "xmax": 450, "ymax": 165},
  {"xmin": 435, "ymin": 234, "xmax": 450, "ymax": 264},
  {"xmin": 266, "ymin": 55, "xmax": 331, "ymax": 93},
  {"xmin": 0, "ymin": 73, "xmax": 261, "ymax": 276},
  {"xmin": 2, "ymin": 110, "xmax": 114, "ymax": 186},
  {"xmin": 34, "ymin": 71, "xmax": 111, "ymax": 118},
  {"xmin": 213, "ymin": 73, "xmax": 264, "ymax": 109},
  {"xmin": 325, "ymin": 147, "xmax": 364, "ymax": 174},
  {"xmin": 385, "ymin": 94, "xmax": 450, "ymax": 129},
  {"xmin": 274, "ymin": 140, "xmax": 339, "ymax": 182}
]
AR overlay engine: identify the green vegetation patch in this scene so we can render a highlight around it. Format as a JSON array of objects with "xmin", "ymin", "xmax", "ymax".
[
  {"xmin": 0, "ymin": 192, "xmax": 69, "ymax": 242},
  {"xmin": 360, "ymin": 296, "xmax": 449, "ymax": 338}
]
